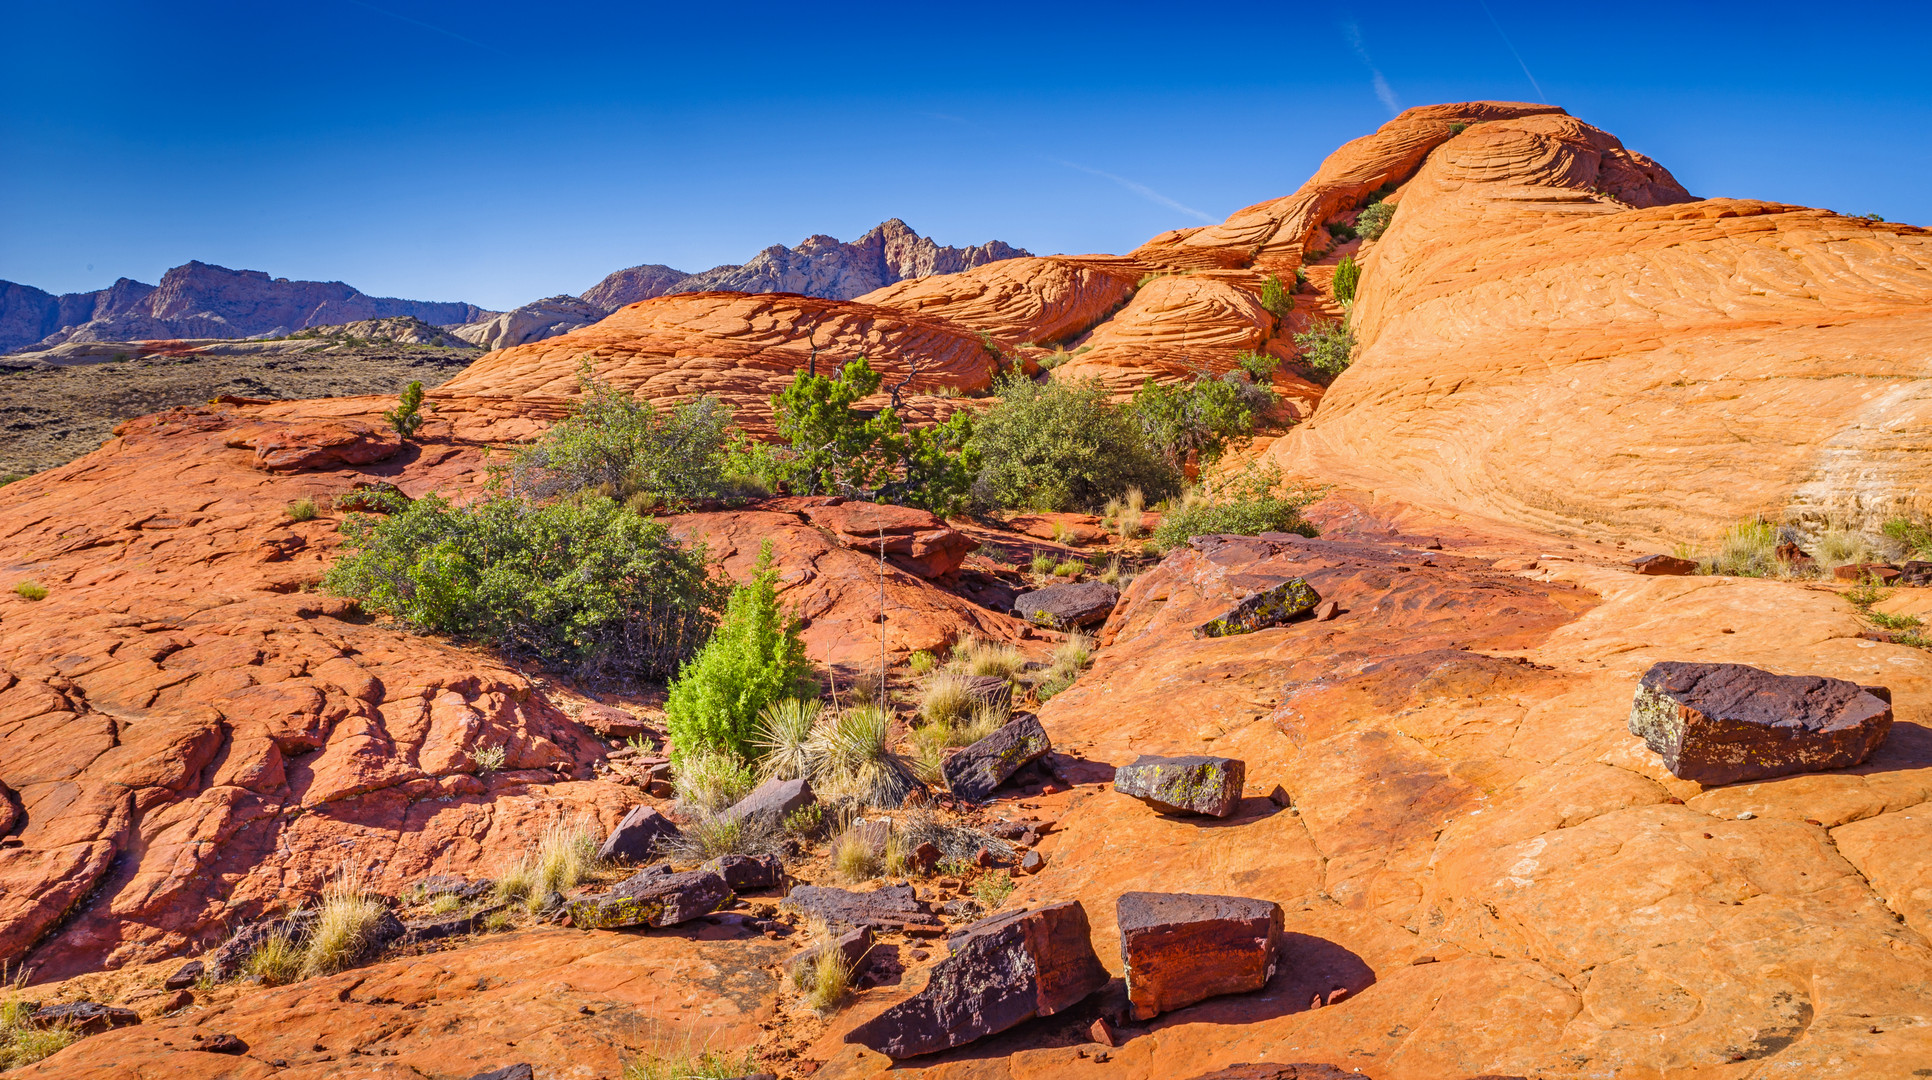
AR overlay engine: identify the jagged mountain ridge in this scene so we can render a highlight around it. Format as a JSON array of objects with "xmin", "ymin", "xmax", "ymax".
[{"xmin": 0, "ymin": 261, "xmax": 491, "ymax": 353}]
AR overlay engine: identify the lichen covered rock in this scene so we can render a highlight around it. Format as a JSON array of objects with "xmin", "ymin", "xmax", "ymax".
[
  {"xmin": 1113, "ymin": 755, "xmax": 1246, "ymax": 818},
  {"xmin": 1628, "ymin": 661, "xmax": 1892, "ymax": 785},
  {"xmin": 565, "ymin": 868, "xmax": 730, "ymax": 930},
  {"xmin": 1193, "ymin": 578, "xmax": 1320, "ymax": 638},
  {"xmin": 942, "ymin": 715, "xmax": 1051, "ymax": 801}
]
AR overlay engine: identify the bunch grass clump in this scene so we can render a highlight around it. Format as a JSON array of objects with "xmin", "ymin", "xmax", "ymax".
[
  {"xmin": 0, "ymin": 997, "xmax": 76, "ymax": 1070},
  {"xmin": 950, "ymin": 635, "xmax": 1028, "ymax": 680},
  {"xmin": 1152, "ymin": 464, "xmax": 1323, "ymax": 550},
  {"xmin": 1103, "ymin": 487, "xmax": 1146, "ymax": 540},
  {"xmin": 244, "ymin": 933, "xmax": 303, "ymax": 985},
  {"xmin": 672, "ymin": 746, "xmax": 756, "ymax": 814},
  {"xmin": 301, "ymin": 872, "xmax": 389, "ymax": 978},
  {"xmin": 1700, "ymin": 520, "xmax": 1783, "ymax": 578},
  {"xmin": 918, "ymin": 672, "xmax": 977, "ymax": 729},
  {"xmin": 12, "ymin": 581, "xmax": 46, "ymax": 601},
  {"xmin": 286, "ymin": 496, "xmax": 319, "ymax": 521},
  {"xmin": 495, "ymin": 816, "xmax": 603, "ymax": 911},
  {"xmin": 970, "ymin": 873, "xmax": 1016, "ymax": 911},
  {"xmin": 664, "ymin": 811, "xmax": 783, "ymax": 862}
]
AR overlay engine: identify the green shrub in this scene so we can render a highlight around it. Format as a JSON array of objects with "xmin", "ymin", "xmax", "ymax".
[
  {"xmin": 1293, "ymin": 319, "xmax": 1355, "ymax": 380},
  {"xmin": 1356, "ymin": 201, "xmax": 1396, "ymax": 240},
  {"xmin": 906, "ymin": 650, "xmax": 936, "ymax": 676},
  {"xmin": 13, "ymin": 581, "xmax": 46, "ymax": 601},
  {"xmin": 326, "ymin": 493, "xmax": 723, "ymax": 680},
  {"xmin": 286, "ymin": 497, "xmax": 319, "ymax": 521},
  {"xmin": 969, "ymin": 373, "xmax": 1179, "ymax": 512},
  {"xmin": 384, "ymin": 380, "xmax": 427, "ymax": 439},
  {"xmin": 1324, "ymin": 220, "xmax": 1357, "ymax": 242},
  {"xmin": 751, "ymin": 357, "xmax": 978, "ymax": 517},
  {"xmin": 1332, "ymin": 256, "xmax": 1361, "ymax": 303},
  {"xmin": 1152, "ymin": 464, "xmax": 1323, "ymax": 550},
  {"xmin": 970, "ymin": 873, "xmax": 1016, "ymax": 911},
  {"xmin": 1449, "ymin": 121, "xmax": 1469, "ymax": 135},
  {"xmin": 1130, "ymin": 371, "xmax": 1275, "ymax": 471},
  {"xmin": 663, "ymin": 542, "xmax": 814, "ymax": 764},
  {"xmin": 1030, "ymin": 550, "xmax": 1057, "ymax": 576},
  {"xmin": 1258, "ymin": 274, "xmax": 1293, "ymax": 320},
  {"xmin": 511, "ymin": 366, "xmax": 743, "ymax": 512},
  {"xmin": 1235, "ymin": 351, "xmax": 1281, "ymax": 383},
  {"xmin": 1883, "ymin": 517, "xmax": 1932, "ymax": 558}
]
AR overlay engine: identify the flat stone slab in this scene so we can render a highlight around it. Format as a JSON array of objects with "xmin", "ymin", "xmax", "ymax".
[
  {"xmin": 1118, "ymin": 891, "xmax": 1283, "ymax": 1020},
  {"xmin": 566, "ymin": 868, "xmax": 730, "ymax": 929},
  {"xmin": 1113, "ymin": 754, "xmax": 1246, "ymax": 818},
  {"xmin": 784, "ymin": 884, "xmax": 939, "ymax": 932},
  {"xmin": 31, "ymin": 1002, "xmax": 140, "ymax": 1034},
  {"xmin": 1013, "ymin": 581, "xmax": 1120, "ymax": 629},
  {"xmin": 720, "ymin": 776, "xmax": 815, "ymax": 825},
  {"xmin": 597, "ymin": 805, "xmax": 680, "ymax": 863},
  {"xmin": 1628, "ymin": 661, "xmax": 1892, "ymax": 785},
  {"xmin": 845, "ymin": 900, "xmax": 1109, "ymax": 1058},
  {"xmin": 1193, "ymin": 578, "xmax": 1320, "ymax": 638},
  {"xmin": 1631, "ymin": 553, "xmax": 1697, "ymax": 575},
  {"xmin": 943, "ymin": 715, "xmax": 1051, "ymax": 801},
  {"xmin": 704, "ymin": 853, "xmax": 783, "ymax": 890}
]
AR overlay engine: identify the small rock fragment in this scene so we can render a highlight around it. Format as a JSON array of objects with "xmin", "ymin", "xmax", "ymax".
[
  {"xmin": 703, "ymin": 853, "xmax": 784, "ymax": 891},
  {"xmin": 1266, "ymin": 785, "xmax": 1292, "ymax": 809},
  {"xmin": 1311, "ymin": 600, "xmax": 1340, "ymax": 622},
  {"xmin": 193, "ymin": 1033, "xmax": 248, "ymax": 1055},
  {"xmin": 1019, "ymin": 850, "xmax": 1045, "ymax": 874},
  {"xmin": 1090, "ymin": 1017, "xmax": 1117, "ymax": 1047},
  {"xmin": 1113, "ymin": 755, "xmax": 1246, "ymax": 818},
  {"xmin": 1193, "ymin": 578, "xmax": 1320, "ymax": 638},
  {"xmin": 910, "ymin": 841, "xmax": 941, "ymax": 874},
  {"xmin": 844, "ymin": 901, "xmax": 1109, "ymax": 1058},
  {"xmin": 1631, "ymin": 553, "xmax": 1696, "ymax": 576},
  {"xmin": 1628, "ymin": 661, "xmax": 1892, "ymax": 785},
  {"xmin": 1834, "ymin": 563, "xmax": 1901, "ymax": 583},
  {"xmin": 943, "ymin": 716, "xmax": 1051, "ymax": 801},
  {"xmin": 596, "ymin": 805, "xmax": 680, "ymax": 864},
  {"xmin": 1117, "ymin": 891, "xmax": 1283, "ymax": 1020},
  {"xmin": 163, "ymin": 960, "xmax": 204, "ymax": 991}
]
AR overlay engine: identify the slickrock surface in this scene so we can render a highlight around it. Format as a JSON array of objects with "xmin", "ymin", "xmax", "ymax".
[
  {"xmin": 10, "ymin": 926, "xmax": 783, "ymax": 1079},
  {"xmin": 856, "ymin": 256, "xmax": 1141, "ymax": 348},
  {"xmin": 1051, "ymin": 273, "xmax": 1274, "ymax": 392},
  {"xmin": 1269, "ymin": 110, "xmax": 1932, "ymax": 541},
  {"xmin": 436, "ymin": 292, "xmax": 997, "ymax": 438},
  {"xmin": 809, "ymin": 497, "xmax": 1932, "ymax": 1078},
  {"xmin": 0, "ymin": 393, "xmax": 1031, "ymax": 978}
]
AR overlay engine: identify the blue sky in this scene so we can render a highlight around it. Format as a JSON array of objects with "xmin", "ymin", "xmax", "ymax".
[{"xmin": 3, "ymin": 1, "xmax": 1928, "ymax": 311}]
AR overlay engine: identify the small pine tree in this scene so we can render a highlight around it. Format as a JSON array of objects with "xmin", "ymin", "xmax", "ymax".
[
  {"xmin": 1332, "ymin": 256, "xmax": 1362, "ymax": 304},
  {"xmin": 664, "ymin": 541, "xmax": 815, "ymax": 763},
  {"xmin": 1258, "ymin": 274, "xmax": 1293, "ymax": 320},
  {"xmin": 385, "ymin": 381, "xmax": 426, "ymax": 439}
]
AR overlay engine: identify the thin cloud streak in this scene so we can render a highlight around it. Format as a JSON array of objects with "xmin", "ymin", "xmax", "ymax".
[
  {"xmin": 340, "ymin": 0, "xmax": 504, "ymax": 55},
  {"xmin": 1475, "ymin": 0, "xmax": 1548, "ymax": 103},
  {"xmin": 1342, "ymin": 21, "xmax": 1401, "ymax": 117},
  {"xmin": 1057, "ymin": 160, "xmax": 1214, "ymax": 223}
]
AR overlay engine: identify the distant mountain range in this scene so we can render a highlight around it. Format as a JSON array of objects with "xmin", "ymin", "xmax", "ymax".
[{"xmin": 0, "ymin": 220, "xmax": 1028, "ymax": 353}]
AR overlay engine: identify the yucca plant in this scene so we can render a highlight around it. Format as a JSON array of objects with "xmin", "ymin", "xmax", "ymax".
[
  {"xmin": 805, "ymin": 705, "xmax": 917, "ymax": 807},
  {"xmin": 753, "ymin": 697, "xmax": 822, "ymax": 782}
]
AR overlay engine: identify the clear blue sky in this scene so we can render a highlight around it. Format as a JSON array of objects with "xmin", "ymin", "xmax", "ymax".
[{"xmin": 3, "ymin": 1, "xmax": 1927, "ymax": 311}]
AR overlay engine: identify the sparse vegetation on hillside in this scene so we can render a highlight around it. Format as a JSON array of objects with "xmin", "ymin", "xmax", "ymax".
[
  {"xmin": 1, "ymin": 997, "xmax": 76, "ymax": 1070},
  {"xmin": 1152, "ymin": 463, "xmax": 1324, "ymax": 550},
  {"xmin": 1884, "ymin": 516, "xmax": 1932, "ymax": 558},
  {"xmin": 968, "ymin": 373, "xmax": 1179, "ymax": 513},
  {"xmin": 1294, "ymin": 319, "xmax": 1356, "ymax": 380},
  {"xmin": 663, "ymin": 543, "xmax": 814, "ymax": 764},
  {"xmin": 326, "ymin": 492, "xmax": 723, "ymax": 680},
  {"xmin": 1131, "ymin": 368, "xmax": 1276, "ymax": 472}
]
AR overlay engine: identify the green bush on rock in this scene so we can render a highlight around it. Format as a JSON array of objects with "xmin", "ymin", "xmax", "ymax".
[
  {"xmin": 967, "ymin": 373, "xmax": 1178, "ymax": 513},
  {"xmin": 1152, "ymin": 464, "xmax": 1324, "ymax": 550},
  {"xmin": 664, "ymin": 542, "xmax": 816, "ymax": 764},
  {"xmin": 324, "ymin": 492, "xmax": 723, "ymax": 680}
]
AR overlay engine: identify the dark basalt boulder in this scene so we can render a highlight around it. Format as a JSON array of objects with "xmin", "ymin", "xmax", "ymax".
[
  {"xmin": 30, "ymin": 1002, "xmax": 139, "ymax": 1034},
  {"xmin": 1193, "ymin": 578, "xmax": 1320, "ymax": 638},
  {"xmin": 1013, "ymin": 581, "xmax": 1120, "ymax": 629},
  {"xmin": 597, "ymin": 805, "xmax": 680, "ymax": 864},
  {"xmin": 1631, "ymin": 553, "xmax": 1696, "ymax": 575},
  {"xmin": 784, "ymin": 884, "xmax": 939, "ymax": 932},
  {"xmin": 943, "ymin": 715, "xmax": 1051, "ymax": 801},
  {"xmin": 720, "ymin": 776, "xmax": 815, "ymax": 826},
  {"xmin": 566, "ymin": 869, "xmax": 730, "ymax": 929},
  {"xmin": 1117, "ymin": 891, "xmax": 1283, "ymax": 1019},
  {"xmin": 1113, "ymin": 755, "xmax": 1246, "ymax": 818},
  {"xmin": 703, "ymin": 853, "xmax": 783, "ymax": 890},
  {"xmin": 844, "ymin": 900, "xmax": 1109, "ymax": 1058},
  {"xmin": 1628, "ymin": 661, "xmax": 1892, "ymax": 785}
]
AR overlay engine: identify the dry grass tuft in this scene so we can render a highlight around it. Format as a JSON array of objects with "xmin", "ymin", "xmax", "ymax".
[
  {"xmin": 918, "ymin": 672, "xmax": 977, "ymax": 728},
  {"xmin": 301, "ymin": 871, "xmax": 388, "ymax": 978},
  {"xmin": 496, "ymin": 815, "xmax": 603, "ymax": 912},
  {"xmin": 950, "ymin": 635, "xmax": 1028, "ymax": 680},
  {"xmin": 244, "ymin": 933, "xmax": 303, "ymax": 985},
  {"xmin": 0, "ymin": 997, "xmax": 77, "ymax": 1070},
  {"xmin": 672, "ymin": 746, "xmax": 755, "ymax": 813}
]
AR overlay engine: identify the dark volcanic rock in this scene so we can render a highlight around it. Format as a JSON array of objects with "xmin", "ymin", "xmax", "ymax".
[
  {"xmin": 1113, "ymin": 755, "xmax": 1246, "ymax": 818},
  {"xmin": 959, "ymin": 674, "xmax": 1014, "ymax": 713},
  {"xmin": 566, "ymin": 869, "xmax": 730, "ymax": 930},
  {"xmin": 720, "ymin": 776, "xmax": 815, "ymax": 826},
  {"xmin": 466, "ymin": 1065, "xmax": 535, "ymax": 1080},
  {"xmin": 1182, "ymin": 1066, "xmax": 1363, "ymax": 1080},
  {"xmin": 784, "ymin": 884, "xmax": 939, "ymax": 932},
  {"xmin": 30, "ymin": 1001, "xmax": 139, "ymax": 1034},
  {"xmin": 844, "ymin": 900, "xmax": 1109, "ymax": 1058},
  {"xmin": 1013, "ymin": 581, "xmax": 1120, "ymax": 629},
  {"xmin": 1117, "ymin": 891, "xmax": 1283, "ymax": 1020},
  {"xmin": 1631, "ymin": 553, "xmax": 1697, "ymax": 576},
  {"xmin": 1628, "ymin": 661, "xmax": 1893, "ymax": 785},
  {"xmin": 787, "ymin": 925, "xmax": 875, "ymax": 982},
  {"xmin": 703, "ymin": 853, "xmax": 783, "ymax": 890},
  {"xmin": 207, "ymin": 909, "xmax": 319, "ymax": 981},
  {"xmin": 1193, "ymin": 578, "xmax": 1320, "ymax": 638},
  {"xmin": 192, "ymin": 1032, "xmax": 248, "ymax": 1054},
  {"xmin": 943, "ymin": 715, "xmax": 1051, "ymax": 801},
  {"xmin": 163, "ymin": 960, "xmax": 204, "ymax": 991},
  {"xmin": 597, "ymin": 805, "xmax": 681, "ymax": 863}
]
